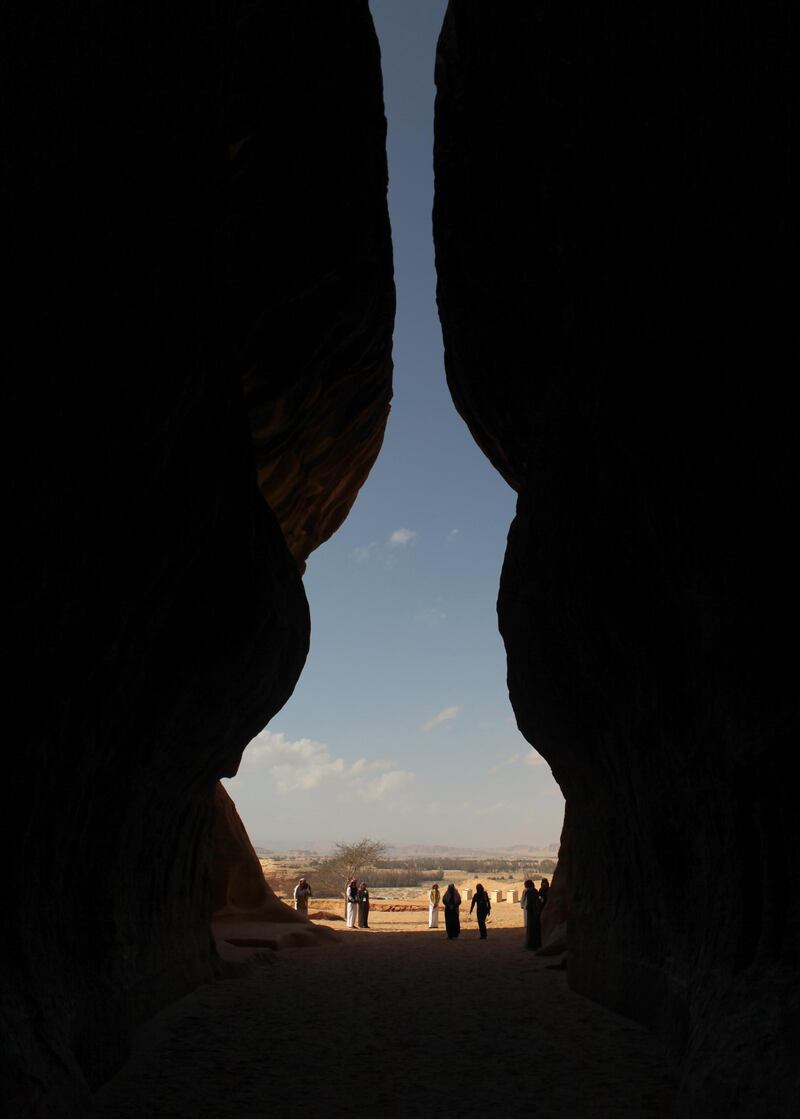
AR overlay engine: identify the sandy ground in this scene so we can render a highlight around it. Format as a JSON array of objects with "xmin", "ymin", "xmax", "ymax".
[{"xmin": 93, "ymin": 909, "xmax": 677, "ymax": 1119}]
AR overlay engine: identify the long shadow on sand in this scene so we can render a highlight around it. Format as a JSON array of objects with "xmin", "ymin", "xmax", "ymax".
[{"xmin": 93, "ymin": 927, "xmax": 676, "ymax": 1118}]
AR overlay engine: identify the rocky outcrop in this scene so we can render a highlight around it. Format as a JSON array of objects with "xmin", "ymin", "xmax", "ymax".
[
  {"xmin": 213, "ymin": 785, "xmax": 302, "ymax": 921},
  {"xmin": 209, "ymin": 0, "xmax": 394, "ymax": 957},
  {"xmin": 211, "ymin": 786, "xmax": 337, "ymax": 957},
  {"xmin": 4, "ymin": 3, "xmax": 391, "ymax": 1116},
  {"xmin": 434, "ymin": 3, "xmax": 798, "ymax": 1114}
]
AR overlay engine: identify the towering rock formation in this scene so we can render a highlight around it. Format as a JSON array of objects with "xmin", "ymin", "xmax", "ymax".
[
  {"xmin": 3, "ymin": 3, "xmax": 392, "ymax": 1116},
  {"xmin": 434, "ymin": 3, "xmax": 798, "ymax": 1114}
]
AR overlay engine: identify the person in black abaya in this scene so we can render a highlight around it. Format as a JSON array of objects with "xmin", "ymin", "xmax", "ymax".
[
  {"xmin": 357, "ymin": 882, "xmax": 370, "ymax": 928},
  {"xmin": 442, "ymin": 883, "xmax": 462, "ymax": 939},
  {"xmin": 469, "ymin": 883, "xmax": 491, "ymax": 938},
  {"xmin": 521, "ymin": 878, "xmax": 542, "ymax": 950}
]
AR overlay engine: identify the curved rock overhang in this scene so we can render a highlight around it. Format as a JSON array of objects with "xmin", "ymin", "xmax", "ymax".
[
  {"xmin": 433, "ymin": 2, "xmax": 798, "ymax": 1114},
  {"xmin": 4, "ymin": 3, "xmax": 393, "ymax": 1115},
  {"xmin": 221, "ymin": 3, "xmax": 394, "ymax": 565}
]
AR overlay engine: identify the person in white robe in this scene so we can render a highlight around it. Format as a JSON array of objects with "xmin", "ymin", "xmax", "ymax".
[
  {"xmin": 346, "ymin": 879, "xmax": 359, "ymax": 927},
  {"xmin": 428, "ymin": 882, "xmax": 440, "ymax": 928}
]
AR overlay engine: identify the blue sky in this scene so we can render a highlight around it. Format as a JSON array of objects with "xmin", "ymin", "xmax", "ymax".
[{"xmin": 224, "ymin": 0, "xmax": 565, "ymax": 850}]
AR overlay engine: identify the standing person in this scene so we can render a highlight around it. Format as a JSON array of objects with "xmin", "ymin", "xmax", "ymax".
[
  {"xmin": 539, "ymin": 877, "xmax": 550, "ymax": 908},
  {"xmin": 357, "ymin": 882, "xmax": 370, "ymax": 928},
  {"xmin": 293, "ymin": 877, "xmax": 312, "ymax": 915},
  {"xmin": 469, "ymin": 883, "xmax": 491, "ymax": 939},
  {"xmin": 442, "ymin": 883, "xmax": 462, "ymax": 939},
  {"xmin": 521, "ymin": 878, "xmax": 542, "ymax": 950},
  {"xmin": 428, "ymin": 882, "xmax": 441, "ymax": 928},
  {"xmin": 346, "ymin": 879, "xmax": 359, "ymax": 928}
]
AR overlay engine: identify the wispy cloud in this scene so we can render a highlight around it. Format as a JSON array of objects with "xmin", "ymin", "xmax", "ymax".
[
  {"xmin": 350, "ymin": 528, "xmax": 417, "ymax": 565},
  {"xmin": 488, "ymin": 749, "xmax": 547, "ymax": 774},
  {"xmin": 241, "ymin": 730, "xmax": 415, "ymax": 800},
  {"xmin": 350, "ymin": 757, "xmax": 395, "ymax": 775},
  {"xmin": 446, "ymin": 528, "xmax": 459, "ymax": 543},
  {"xmin": 350, "ymin": 542, "xmax": 378, "ymax": 563},
  {"xmin": 387, "ymin": 527, "xmax": 416, "ymax": 548},
  {"xmin": 421, "ymin": 705, "xmax": 460, "ymax": 732},
  {"xmin": 356, "ymin": 770, "xmax": 416, "ymax": 802},
  {"xmin": 242, "ymin": 731, "xmax": 344, "ymax": 791},
  {"xmin": 414, "ymin": 605, "xmax": 446, "ymax": 628}
]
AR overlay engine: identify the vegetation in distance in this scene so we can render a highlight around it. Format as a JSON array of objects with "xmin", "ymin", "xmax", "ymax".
[{"xmin": 262, "ymin": 836, "xmax": 556, "ymax": 898}]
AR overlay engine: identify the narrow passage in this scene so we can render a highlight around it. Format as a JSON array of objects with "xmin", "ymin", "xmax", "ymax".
[{"xmin": 94, "ymin": 929, "xmax": 677, "ymax": 1118}]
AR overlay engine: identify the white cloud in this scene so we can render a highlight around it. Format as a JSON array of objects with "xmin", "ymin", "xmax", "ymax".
[
  {"xmin": 387, "ymin": 527, "xmax": 416, "ymax": 548},
  {"xmin": 421, "ymin": 705, "xmax": 460, "ymax": 732},
  {"xmin": 241, "ymin": 731, "xmax": 415, "ymax": 801},
  {"xmin": 356, "ymin": 770, "xmax": 416, "ymax": 802},
  {"xmin": 489, "ymin": 749, "xmax": 547, "ymax": 774},
  {"xmin": 350, "ymin": 542, "xmax": 378, "ymax": 563},
  {"xmin": 446, "ymin": 528, "xmax": 459, "ymax": 543},
  {"xmin": 350, "ymin": 757, "xmax": 395, "ymax": 775},
  {"xmin": 241, "ymin": 730, "xmax": 346, "ymax": 792}
]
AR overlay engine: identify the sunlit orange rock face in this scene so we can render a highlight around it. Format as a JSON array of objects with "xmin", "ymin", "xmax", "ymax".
[
  {"xmin": 4, "ymin": 3, "xmax": 392, "ymax": 1115},
  {"xmin": 434, "ymin": 2, "xmax": 798, "ymax": 1114},
  {"xmin": 211, "ymin": 784, "xmax": 336, "ymax": 955}
]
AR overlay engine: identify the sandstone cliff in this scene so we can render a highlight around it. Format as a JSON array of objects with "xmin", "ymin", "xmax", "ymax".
[{"xmin": 4, "ymin": 4, "xmax": 392, "ymax": 1115}]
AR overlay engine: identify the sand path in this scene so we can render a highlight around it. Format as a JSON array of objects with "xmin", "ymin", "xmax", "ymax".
[{"xmin": 93, "ymin": 928, "xmax": 677, "ymax": 1118}]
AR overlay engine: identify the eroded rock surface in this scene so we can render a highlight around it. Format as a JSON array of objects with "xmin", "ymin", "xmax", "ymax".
[
  {"xmin": 434, "ymin": 3, "xmax": 798, "ymax": 1113},
  {"xmin": 4, "ymin": 3, "xmax": 392, "ymax": 1115},
  {"xmin": 211, "ymin": 785, "xmax": 337, "ymax": 958},
  {"xmin": 222, "ymin": 3, "xmax": 394, "ymax": 564}
]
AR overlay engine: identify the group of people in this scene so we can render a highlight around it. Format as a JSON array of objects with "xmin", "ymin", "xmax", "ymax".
[
  {"xmin": 345, "ymin": 879, "xmax": 370, "ymax": 928},
  {"xmin": 521, "ymin": 877, "xmax": 549, "ymax": 950},
  {"xmin": 294, "ymin": 874, "xmax": 551, "ymax": 946},
  {"xmin": 428, "ymin": 882, "xmax": 491, "ymax": 939},
  {"xmin": 428, "ymin": 876, "xmax": 550, "ymax": 945}
]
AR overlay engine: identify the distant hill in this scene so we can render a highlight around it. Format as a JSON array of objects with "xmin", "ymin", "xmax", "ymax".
[
  {"xmin": 386, "ymin": 843, "xmax": 559, "ymax": 859},
  {"xmin": 252, "ymin": 840, "xmax": 560, "ymax": 858}
]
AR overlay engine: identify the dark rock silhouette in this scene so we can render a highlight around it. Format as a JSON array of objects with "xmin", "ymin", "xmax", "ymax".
[
  {"xmin": 4, "ymin": 3, "xmax": 392, "ymax": 1116},
  {"xmin": 539, "ymin": 804, "xmax": 572, "ymax": 957},
  {"xmin": 223, "ymin": 4, "xmax": 394, "ymax": 564},
  {"xmin": 434, "ymin": 2, "xmax": 798, "ymax": 1114}
]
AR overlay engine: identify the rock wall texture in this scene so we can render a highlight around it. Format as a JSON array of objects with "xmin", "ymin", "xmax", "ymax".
[
  {"xmin": 434, "ymin": 3, "xmax": 798, "ymax": 1114},
  {"xmin": 3, "ymin": 3, "xmax": 392, "ymax": 1116},
  {"xmin": 222, "ymin": 3, "xmax": 394, "ymax": 563},
  {"xmin": 212, "ymin": 784, "xmax": 302, "ymax": 922},
  {"xmin": 210, "ymin": 785, "xmax": 337, "ymax": 957}
]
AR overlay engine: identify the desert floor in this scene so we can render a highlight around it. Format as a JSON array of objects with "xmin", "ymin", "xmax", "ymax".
[{"xmin": 93, "ymin": 900, "xmax": 678, "ymax": 1119}]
